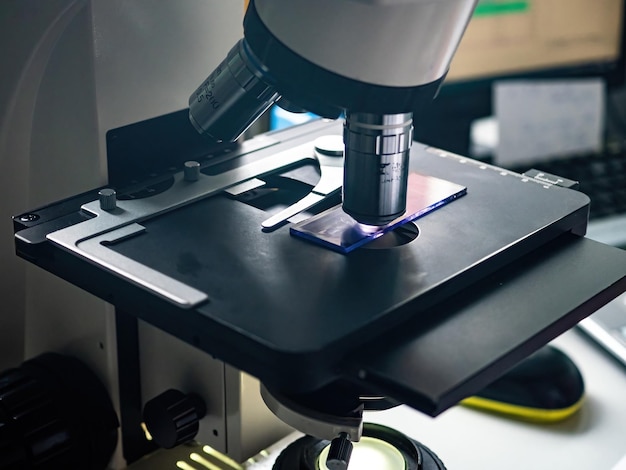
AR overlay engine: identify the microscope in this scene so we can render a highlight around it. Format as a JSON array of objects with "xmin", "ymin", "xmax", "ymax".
[
  {"xmin": 3, "ymin": 1, "xmax": 626, "ymax": 469},
  {"xmin": 186, "ymin": 0, "xmax": 477, "ymax": 467}
]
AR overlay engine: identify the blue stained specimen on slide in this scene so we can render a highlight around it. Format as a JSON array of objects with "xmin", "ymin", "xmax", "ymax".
[{"xmin": 290, "ymin": 173, "xmax": 467, "ymax": 253}]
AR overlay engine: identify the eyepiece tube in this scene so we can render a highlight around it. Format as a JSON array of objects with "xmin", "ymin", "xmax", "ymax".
[
  {"xmin": 342, "ymin": 112, "xmax": 413, "ymax": 226},
  {"xmin": 189, "ymin": 39, "xmax": 280, "ymax": 142}
]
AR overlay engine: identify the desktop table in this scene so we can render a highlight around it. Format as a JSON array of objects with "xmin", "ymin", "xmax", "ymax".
[{"xmin": 371, "ymin": 329, "xmax": 626, "ymax": 469}]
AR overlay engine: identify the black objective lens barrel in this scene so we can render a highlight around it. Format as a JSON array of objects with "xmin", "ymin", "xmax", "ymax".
[
  {"xmin": 342, "ymin": 112, "xmax": 413, "ymax": 226},
  {"xmin": 188, "ymin": 39, "xmax": 280, "ymax": 142}
]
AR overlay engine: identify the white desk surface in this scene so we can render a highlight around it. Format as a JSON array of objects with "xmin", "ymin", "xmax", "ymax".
[{"xmin": 370, "ymin": 329, "xmax": 626, "ymax": 470}]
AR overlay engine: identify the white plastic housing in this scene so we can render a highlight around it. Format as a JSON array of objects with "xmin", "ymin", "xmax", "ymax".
[{"xmin": 255, "ymin": 0, "xmax": 477, "ymax": 87}]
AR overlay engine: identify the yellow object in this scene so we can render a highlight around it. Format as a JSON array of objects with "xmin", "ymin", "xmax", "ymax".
[{"xmin": 461, "ymin": 395, "xmax": 585, "ymax": 423}]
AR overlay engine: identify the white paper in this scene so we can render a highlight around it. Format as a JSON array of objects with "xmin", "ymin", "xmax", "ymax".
[{"xmin": 494, "ymin": 79, "xmax": 605, "ymax": 166}]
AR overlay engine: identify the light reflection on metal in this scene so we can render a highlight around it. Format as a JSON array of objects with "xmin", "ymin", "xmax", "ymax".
[
  {"xmin": 140, "ymin": 421, "xmax": 153, "ymax": 441},
  {"xmin": 176, "ymin": 461, "xmax": 199, "ymax": 470},
  {"xmin": 190, "ymin": 453, "xmax": 222, "ymax": 470},
  {"xmin": 201, "ymin": 445, "xmax": 244, "ymax": 470}
]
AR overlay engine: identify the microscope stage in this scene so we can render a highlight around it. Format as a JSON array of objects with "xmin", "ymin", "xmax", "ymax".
[{"xmin": 14, "ymin": 117, "xmax": 626, "ymax": 416}]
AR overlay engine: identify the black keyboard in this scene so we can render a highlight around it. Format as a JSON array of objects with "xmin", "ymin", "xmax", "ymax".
[{"xmin": 509, "ymin": 151, "xmax": 626, "ymax": 220}]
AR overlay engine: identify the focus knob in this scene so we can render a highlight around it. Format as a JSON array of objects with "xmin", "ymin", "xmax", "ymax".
[
  {"xmin": 0, "ymin": 353, "xmax": 119, "ymax": 470},
  {"xmin": 142, "ymin": 389, "xmax": 206, "ymax": 449}
]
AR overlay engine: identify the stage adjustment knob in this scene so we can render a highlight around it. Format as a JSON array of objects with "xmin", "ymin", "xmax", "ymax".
[
  {"xmin": 326, "ymin": 433, "xmax": 353, "ymax": 470},
  {"xmin": 98, "ymin": 188, "xmax": 117, "ymax": 211},
  {"xmin": 143, "ymin": 389, "xmax": 207, "ymax": 449},
  {"xmin": 183, "ymin": 161, "xmax": 201, "ymax": 182}
]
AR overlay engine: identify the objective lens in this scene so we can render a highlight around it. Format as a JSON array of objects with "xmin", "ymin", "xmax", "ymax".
[
  {"xmin": 342, "ymin": 112, "xmax": 413, "ymax": 226},
  {"xmin": 188, "ymin": 39, "xmax": 280, "ymax": 142}
]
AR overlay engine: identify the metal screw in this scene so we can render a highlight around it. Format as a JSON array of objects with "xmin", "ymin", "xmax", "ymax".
[{"xmin": 18, "ymin": 213, "xmax": 39, "ymax": 223}]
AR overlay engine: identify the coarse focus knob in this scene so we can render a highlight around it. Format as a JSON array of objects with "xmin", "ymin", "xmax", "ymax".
[
  {"xmin": 0, "ymin": 353, "xmax": 119, "ymax": 470},
  {"xmin": 142, "ymin": 389, "xmax": 207, "ymax": 449}
]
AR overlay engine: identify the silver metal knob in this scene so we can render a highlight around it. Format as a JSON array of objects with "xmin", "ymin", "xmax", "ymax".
[
  {"xmin": 184, "ymin": 161, "xmax": 201, "ymax": 182},
  {"xmin": 98, "ymin": 188, "xmax": 117, "ymax": 211}
]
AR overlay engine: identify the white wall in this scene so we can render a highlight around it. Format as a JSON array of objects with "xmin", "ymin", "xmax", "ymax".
[{"xmin": 0, "ymin": 1, "xmax": 243, "ymax": 465}]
